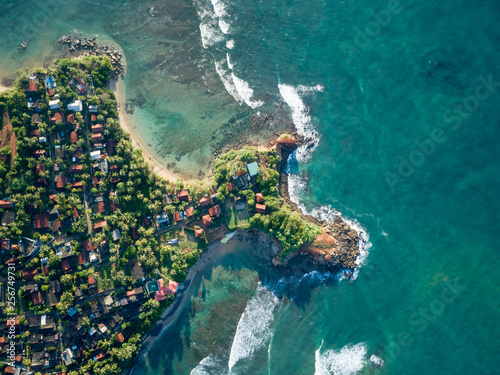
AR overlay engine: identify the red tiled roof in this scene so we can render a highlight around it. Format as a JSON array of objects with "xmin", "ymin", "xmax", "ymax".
[
  {"xmin": 93, "ymin": 221, "xmax": 107, "ymax": 231},
  {"xmin": 31, "ymin": 291, "xmax": 42, "ymax": 305},
  {"xmin": 0, "ymin": 200, "xmax": 12, "ymax": 209},
  {"xmin": 70, "ymin": 131, "xmax": 78, "ymax": 143},
  {"xmin": 0, "ymin": 239, "xmax": 10, "ymax": 252},
  {"xmin": 48, "ymin": 88, "xmax": 54, "ymax": 97},
  {"xmin": 34, "ymin": 213, "xmax": 49, "ymax": 229},
  {"xmin": 177, "ymin": 189, "xmax": 190, "ymax": 201},
  {"xmin": 69, "ymin": 164, "xmax": 83, "ymax": 174},
  {"xmin": 155, "ymin": 279, "xmax": 179, "ymax": 301},
  {"xmin": 208, "ymin": 205, "xmax": 221, "ymax": 217},
  {"xmin": 28, "ymin": 80, "xmax": 37, "ymax": 92},
  {"xmin": 56, "ymin": 175, "xmax": 67, "ymax": 189},
  {"xmin": 202, "ymin": 215, "xmax": 212, "ymax": 226},
  {"xmin": 195, "ymin": 228, "xmax": 205, "ymax": 239},
  {"xmin": 174, "ymin": 212, "xmax": 182, "ymax": 222},
  {"xmin": 61, "ymin": 259, "xmax": 71, "ymax": 272},
  {"xmin": 73, "ymin": 206, "xmax": 79, "ymax": 218},
  {"xmin": 109, "ymin": 201, "xmax": 120, "ymax": 212},
  {"xmin": 116, "ymin": 332, "xmax": 125, "ymax": 344},
  {"xmin": 23, "ymin": 268, "xmax": 37, "ymax": 280},
  {"xmin": 98, "ymin": 201, "xmax": 107, "ymax": 213},
  {"xmin": 71, "ymin": 181, "xmax": 83, "ymax": 189},
  {"xmin": 185, "ymin": 207, "xmax": 194, "ymax": 218},
  {"xmin": 82, "ymin": 239, "xmax": 96, "ymax": 251},
  {"xmin": 66, "ymin": 113, "xmax": 75, "ymax": 125},
  {"xmin": 255, "ymin": 204, "xmax": 266, "ymax": 214},
  {"xmin": 255, "ymin": 193, "xmax": 264, "ymax": 203},
  {"xmin": 91, "ymin": 124, "xmax": 103, "ymax": 133},
  {"xmin": 33, "ymin": 149, "xmax": 46, "ymax": 157},
  {"xmin": 91, "ymin": 133, "xmax": 103, "ymax": 142},
  {"xmin": 88, "ymin": 275, "xmax": 97, "ymax": 285},
  {"xmin": 51, "ymin": 112, "xmax": 63, "ymax": 124},
  {"xmin": 91, "ymin": 114, "xmax": 97, "ymax": 122},
  {"xmin": 227, "ymin": 182, "xmax": 233, "ymax": 191},
  {"xmin": 49, "ymin": 194, "xmax": 58, "ymax": 202},
  {"xmin": 78, "ymin": 252, "xmax": 87, "ymax": 265},
  {"xmin": 200, "ymin": 196, "xmax": 211, "ymax": 206}
]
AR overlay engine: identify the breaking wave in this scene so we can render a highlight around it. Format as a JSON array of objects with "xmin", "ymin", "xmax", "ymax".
[
  {"xmin": 231, "ymin": 73, "xmax": 265, "ymax": 109},
  {"xmin": 199, "ymin": 22, "xmax": 225, "ymax": 48},
  {"xmin": 228, "ymin": 283, "xmax": 279, "ymax": 372},
  {"xmin": 191, "ymin": 355, "xmax": 227, "ymax": 375},
  {"xmin": 315, "ymin": 341, "xmax": 368, "ymax": 375},
  {"xmin": 287, "ymin": 172, "xmax": 371, "ymax": 279},
  {"xmin": 278, "ymin": 83, "xmax": 324, "ymax": 161}
]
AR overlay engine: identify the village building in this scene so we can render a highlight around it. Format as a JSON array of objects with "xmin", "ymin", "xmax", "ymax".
[
  {"xmin": 185, "ymin": 207, "xmax": 194, "ymax": 218},
  {"xmin": 202, "ymin": 214, "xmax": 212, "ymax": 227},
  {"xmin": 255, "ymin": 204, "xmax": 267, "ymax": 214},
  {"xmin": 195, "ymin": 228, "xmax": 205, "ymax": 240},
  {"xmin": 67, "ymin": 99, "xmax": 83, "ymax": 112},
  {"xmin": 208, "ymin": 204, "xmax": 222, "ymax": 218},
  {"xmin": 177, "ymin": 189, "xmax": 190, "ymax": 202},
  {"xmin": 200, "ymin": 195, "xmax": 211, "ymax": 207}
]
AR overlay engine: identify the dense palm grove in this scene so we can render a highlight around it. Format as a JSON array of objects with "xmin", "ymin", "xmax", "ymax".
[{"xmin": 0, "ymin": 56, "xmax": 321, "ymax": 374}]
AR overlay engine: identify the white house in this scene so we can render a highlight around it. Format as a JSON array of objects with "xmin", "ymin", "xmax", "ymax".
[
  {"xmin": 67, "ymin": 100, "xmax": 83, "ymax": 112},
  {"xmin": 89, "ymin": 104, "xmax": 98, "ymax": 113},
  {"xmin": 48, "ymin": 99, "xmax": 60, "ymax": 110},
  {"xmin": 90, "ymin": 150, "xmax": 101, "ymax": 161}
]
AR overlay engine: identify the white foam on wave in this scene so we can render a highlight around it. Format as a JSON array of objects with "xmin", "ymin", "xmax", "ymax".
[
  {"xmin": 199, "ymin": 21, "xmax": 225, "ymax": 48},
  {"xmin": 231, "ymin": 73, "xmax": 265, "ymax": 109},
  {"xmin": 210, "ymin": 0, "xmax": 228, "ymax": 18},
  {"xmin": 228, "ymin": 283, "xmax": 279, "ymax": 372},
  {"xmin": 219, "ymin": 19, "xmax": 231, "ymax": 34},
  {"xmin": 287, "ymin": 173, "xmax": 371, "ymax": 279},
  {"xmin": 315, "ymin": 341, "xmax": 367, "ymax": 375},
  {"xmin": 226, "ymin": 53, "xmax": 234, "ymax": 70},
  {"xmin": 214, "ymin": 59, "xmax": 244, "ymax": 105},
  {"xmin": 278, "ymin": 84, "xmax": 323, "ymax": 161},
  {"xmin": 191, "ymin": 355, "xmax": 227, "ymax": 375},
  {"xmin": 226, "ymin": 39, "xmax": 235, "ymax": 49}
]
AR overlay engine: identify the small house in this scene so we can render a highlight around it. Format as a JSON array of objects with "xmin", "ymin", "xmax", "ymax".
[
  {"xmin": 177, "ymin": 189, "xmax": 190, "ymax": 202},
  {"xmin": 208, "ymin": 204, "xmax": 222, "ymax": 218},
  {"xmin": 67, "ymin": 100, "xmax": 83, "ymax": 112},
  {"xmin": 48, "ymin": 99, "xmax": 60, "ymax": 110},
  {"xmin": 255, "ymin": 204, "xmax": 266, "ymax": 214},
  {"xmin": 202, "ymin": 214, "xmax": 212, "ymax": 227}
]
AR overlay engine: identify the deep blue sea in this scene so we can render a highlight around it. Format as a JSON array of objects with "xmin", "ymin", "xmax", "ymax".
[{"xmin": 1, "ymin": 0, "xmax": 500, "ymax": 374}]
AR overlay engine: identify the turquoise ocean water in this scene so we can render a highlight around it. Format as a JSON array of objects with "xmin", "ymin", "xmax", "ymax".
[{"xmin": 1, "ymin": 0, "xmax": 500, "ymax": 374}]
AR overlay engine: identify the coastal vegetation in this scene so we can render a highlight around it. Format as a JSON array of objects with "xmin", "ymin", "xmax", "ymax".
[{"xmin": 0, "ymin": 56, "xmax": 349, "ymax": 374}]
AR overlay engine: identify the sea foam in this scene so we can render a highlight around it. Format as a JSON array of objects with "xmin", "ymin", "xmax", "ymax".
[
  {"xmin": 228, "ymin": 283, "xmax": 279, "ymax": 372},
  {"xmin": 231, "ymin": 73, "xmax": 265, "ymax": 109},
  {"xmin": 287, "ymin": 165, "xmax": 371, "ymax": 280},
  {"xmin": 278, "ymin": 83, "xmax": 323, "ymax": 161},
  {"xmin": 191, "ymin": 355, "xmax": 227, "ymax": 375},
  {"xmin": 199, "ymin": 22, "xmax": 225, "ymax": 48},
  {"xmin": 315, "ymin": 341, "xmax": 367, "ymax": 375}
]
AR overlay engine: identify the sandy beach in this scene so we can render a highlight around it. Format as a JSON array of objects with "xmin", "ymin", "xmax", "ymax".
[
  {"xmin": 0, "ymin": 84, "xmax": 12, "ymax": 93},
  {"xmin": 108, "ymin": 78, "xmax": 184, "ymax": 183}
]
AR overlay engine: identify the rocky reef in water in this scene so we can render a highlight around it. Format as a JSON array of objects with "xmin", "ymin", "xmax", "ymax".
[{"xmin": 273, "ymin": 135, "xmax": 361, "ymax": 271}]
